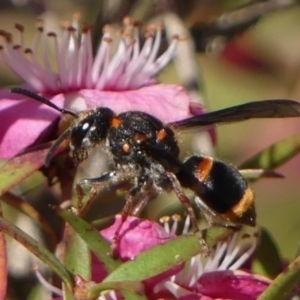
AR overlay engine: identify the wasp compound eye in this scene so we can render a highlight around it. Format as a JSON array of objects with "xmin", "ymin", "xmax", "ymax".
[{"xmin": 71, "ymin": 115, "xmax": 97, "ymax": 148}]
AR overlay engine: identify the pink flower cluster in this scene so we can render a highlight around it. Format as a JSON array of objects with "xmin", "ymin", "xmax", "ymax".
[{"xmin": 51, "ymin": 216, "xmax": 270, "ymax": 300}]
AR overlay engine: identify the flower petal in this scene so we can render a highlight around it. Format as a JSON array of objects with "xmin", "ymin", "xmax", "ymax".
[
  {"xmin": 79, "ymin": 84, "xmax": 192, "ymax": 123},
  {"xmin": 0, "ymin": 83, "xmax": 194, "ymax": 159},
  {"xmin": 197, "ymin": 270, "xmax": 271, "ymax": 300},
  {"xmin": 0, "ymin": 90, "xmax": 64, "ymax": 158},
  {"xmin": 92, "ymin": 216, "xmax": 176, "ymax": 283},
  {"xmin": 101, "ymin": 215, "xmax": 175, "ymax": 261}
]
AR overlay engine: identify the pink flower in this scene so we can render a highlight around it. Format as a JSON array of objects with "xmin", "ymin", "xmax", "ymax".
[
  {"xmin": 38, "ymin": 216, "xmax": 271, "ymax": 299},
  {"xmin": 91, "ymin": 216, "xmax": 270, "ymax": 300},
  {"xmin": 0, "ymin": 18, "xmax": 200, "ymax": 158},
  {"xmin": 92, "ymin": 215, "xmax": 178, "ymax": 284},
  {"xmin": 100, "ymin": 215, "xmax": 176, "ymax": 261},
  {"xmin": 149, "ymin": 217, "xmax": 271, "ymax": 300}
]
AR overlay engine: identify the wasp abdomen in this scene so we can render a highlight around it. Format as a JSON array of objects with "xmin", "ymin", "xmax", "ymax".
[{"xmin": 179, "ymin": 155, "xmax": 256, "ymax": 227}]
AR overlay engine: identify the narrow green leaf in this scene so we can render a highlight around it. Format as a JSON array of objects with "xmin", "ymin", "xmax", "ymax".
[
  {"xmin": 258, "ymin": 254, "xmax": 300, "ymax": 300},
  {"xmin": 62, "ymin": 223, "xmax": 91, "ymax": 280},
  {"xmin": 104, "ymin": 235, "xmax": 202, "ymax": 282},
  {"xmin": 57, "ymin": 209, "xmax": 121, "ymax": 273},
  {"xmin": 239, "ymin": 133, "xmax": 300, "ymax": 170},
  {"xmin": 92, "ymin": 235, "xmax": 205, "ymax": 300},
  {"xmin": 101, "ymin": 227, "xmax": 242, "ymax": 285},
  {"xmin": 205, "ymin": 227, "xmax": 235, "ymax": 246},
  {"xmin": 1, "ymin": 192, "xmax": 57, "ymax": 245},
  {"xmin": 0, "ymin": 143, "xmax": 50, "ymax": 196},
  {"xmin": 62, "ymin": 285, "xmax": 76, "ymax": 300},
  {"xmin": 0, "ymin": 215, "xmax": 73, "ymax": 290}
]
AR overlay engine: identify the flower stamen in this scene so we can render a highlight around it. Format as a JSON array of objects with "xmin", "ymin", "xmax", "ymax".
[
  {"xmin": 154, "ymin": 216, "xmax": 259, "ymax": 298},
  {"xmin": 1, "ymin": 17, "xmax": 178, "ymax": 94},
  {"xmin": 159, "ymin": 215, "xmax": 171, "ymax": 234},
  {"xmin": 14, "ymin": 24, "xmax": 24, "ymax": 48},
  {"xmin": 171, "ymin": 214, "xmax": 182, "ymax": 235}
]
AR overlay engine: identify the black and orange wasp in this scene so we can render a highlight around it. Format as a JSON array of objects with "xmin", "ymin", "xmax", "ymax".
[{"xmin": 11, "ymin": 87, "xmax": 300, "ymax": 253}]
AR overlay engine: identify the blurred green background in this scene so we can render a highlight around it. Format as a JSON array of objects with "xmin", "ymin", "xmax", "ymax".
[{"xmin": 1, "ymin": 0, "xmax": 300, "ymax": 267}]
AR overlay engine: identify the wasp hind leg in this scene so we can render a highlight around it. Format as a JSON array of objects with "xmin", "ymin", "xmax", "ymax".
[{"xmin": 166, "ymin": 171, "xmax": 210, "ymax": 256}]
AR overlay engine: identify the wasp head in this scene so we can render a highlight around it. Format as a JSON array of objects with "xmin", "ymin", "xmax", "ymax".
[{"xmin": 70, "ymin": 107, "xmax": 114, "ymax": 164}]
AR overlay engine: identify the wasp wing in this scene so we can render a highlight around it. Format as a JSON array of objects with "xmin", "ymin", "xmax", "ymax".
[{"xmin": 169, "ymin": 99, "xmax": 300, "ymax": 130}]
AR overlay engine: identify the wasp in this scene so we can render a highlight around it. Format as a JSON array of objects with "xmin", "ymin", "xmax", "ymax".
[{"xmin": 11, "ymin": 87, "xmax": 300, "ymax": 254}]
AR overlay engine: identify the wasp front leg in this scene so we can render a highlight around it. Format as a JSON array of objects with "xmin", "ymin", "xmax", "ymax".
[{"xmin": 75, "ymin": 171, "xmax": 117, "ymax": 215}]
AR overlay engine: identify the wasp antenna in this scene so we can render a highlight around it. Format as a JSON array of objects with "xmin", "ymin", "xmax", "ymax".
[
  {"xmin": 45, "ymin": 128, "xmax": 72, "ymax": 167},
  {"xmin": 10, "ymin": 87, "xmax": 78, "ymax": 118}
]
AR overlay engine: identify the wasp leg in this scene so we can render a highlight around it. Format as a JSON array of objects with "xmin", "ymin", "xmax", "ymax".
[
  {"xmin": 131, "ymin": 176, "xmax": 160, "ymax": 216},
  {"xmin": 131, "ymin": 193, "xmax": 153, "ymax": 216},
  {"xmin": 194, "ymin": 196, "xmax": 241, "ymax": 230},
  {"xmin": 165, "ymin": 171, "xmax": 210, "ymax": 256},
  {"xmin": 75, "ymin": 171, "xmax": 117, "ymax": 214},
  {"xmin": 77, "ymin": 171, "xmax": 117, "ymax": 189},
  {"xmin": 111, "ymin": 175, "xmax": 150, "ymax": 257}
]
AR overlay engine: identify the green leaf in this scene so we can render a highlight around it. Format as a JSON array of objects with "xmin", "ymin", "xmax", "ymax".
[
  {"xmin": 204, "ymin": 227, "xmax": 234, "ymax": 245},
  {"xmin": 258, "ymin": 253, "xmax": 300, "ymax": 300},
  {"xmin": 87, "ymin": 228, "xmax": 230, "ymax": 300},
  {"xmin": 0, "ymin": 215, "xmax": 73, "ymax": 290},
  {"xmin": 87, "ymin": 235, "xmax": 205, "ymax": 300},
  {"xmin": 57, "ymin": 209, "xmax": 121, "ymax": 273},
  {"xmin": 104, "ymin": 235, "xmax": 202, "ymax": 283},
  {"xmin": 0, "ymin": 143, "xmax": 50, "ymax": 197},
  {"xmin": 62, "ymin": 286, "xmax": 76, "ymax": 300},
  {"xmin": 252, "ymin": 227, "xmax": 282, "ymax": 278},
  {"xmin": 62, "ymin": 223, "xmax": 91, "ymax": 281},
  {"xmin": 239, "ymin": 133, "xmax": 300, "ymax": 170}
]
